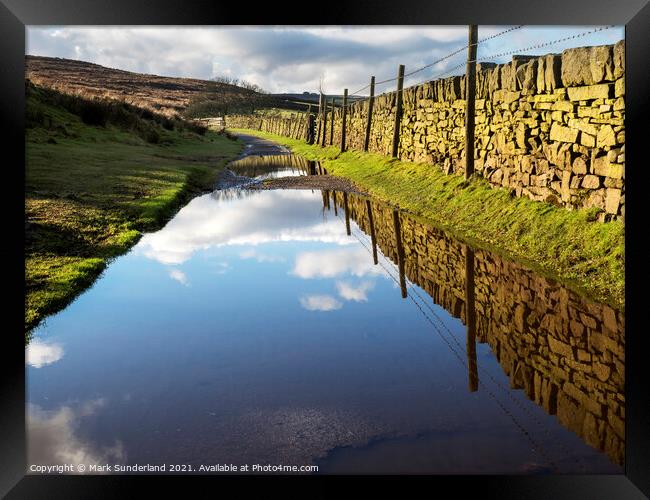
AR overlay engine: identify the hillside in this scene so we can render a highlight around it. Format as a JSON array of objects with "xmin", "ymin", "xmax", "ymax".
[{"xmin": 25, "ymin": 55, "xmax": 263, "ymax": 117}]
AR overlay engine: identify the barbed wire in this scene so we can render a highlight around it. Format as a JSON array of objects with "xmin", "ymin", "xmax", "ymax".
[
  {"xmin": 340, "ymin": 24, "xmax": 617, "ymax": 110},
  {"xmin": 348, "ymin": 25, "xmax": 524, "ymax": 98},
  {"xmin": 323, "ymin": 24, "xmax": 619, "ymax": 117},
  {"xmin": 475, "ymin": 25, "xmax": 616, "ymax": 63}
]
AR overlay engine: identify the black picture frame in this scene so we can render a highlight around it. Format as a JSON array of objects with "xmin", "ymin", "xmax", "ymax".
[{"xmin": 2, "ymin": 1, "xmax": 648, "ymax": 497}]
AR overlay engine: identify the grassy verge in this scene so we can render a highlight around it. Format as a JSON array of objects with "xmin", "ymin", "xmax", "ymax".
[
  {"xmin": 228, "ymin": 128, "xmax": 624, "ymax": 310},
  {"xmin": 25, "ymin": 85, "xmax": 243, "ymax": 339}
]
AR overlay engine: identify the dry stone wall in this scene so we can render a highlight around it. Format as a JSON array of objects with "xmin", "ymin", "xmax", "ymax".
[
  {"xmin": 227, "ymin": 42, "xmax": 625, "ymax": 221},
  {"xmin": 330, "ymin": 190, "xmax": 625, "ymax": 465}
]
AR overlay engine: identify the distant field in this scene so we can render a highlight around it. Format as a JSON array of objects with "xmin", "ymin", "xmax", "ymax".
[
  {"xmin": 25, "ymin": 56, "xmax": 315, "ymax": 118},
  {"xmin": 25, "ymin": 83, "xmax": 243, "ymax": 338}
]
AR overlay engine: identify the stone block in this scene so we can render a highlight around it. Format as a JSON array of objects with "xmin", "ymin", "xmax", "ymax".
[
  {"xmin": 516, "ymin": 59, "xmax": 537, "ymax": 94},
  {"xmin": 552, "ymin": 101, "xmax": 574, "ymax": 112},
  {"xmin": 597, "ymin": 125, "xmax": 617, "ymax": 147},
  {"xmin": 613, "ymin": 97, "xmax": 624, "ymax": 111},
  {"xmin": 568, "ymin": 118, "xmax": 599, "ymax": 136},
  {"xmin": 605, "ymin": 188, "xmax": 622, "ymax": 214},
  {"xmin": 615, "ymin": 77, "xmax": 625, "ymax": 97},
  {"xmin": 567, "ymin": 84, "xmax": 611, "ymax": 101},
  {"xmin": 580, "ymin": 133, "xmax": 596, "ymax": 148},
  {"xmin": 561, "ymin": 47, "xmax": 594, "ymax": 86},
  {"xmin": 572, "ymin": 156, "xmax": 588, "ymax": 174},
  {"xmin": 590, "ymin": 45, "xmax": 615, "ymax": 83},
  {"xmin": 548, "ymin": 336, "xmax": 573, "ymax": 358},
  {"xmin": 582, "ymin": 175, "xmax": 600, "ymax": 189},
  {"xmin": 613, "ymin": 40, "xmax": 625, "ymax": 79},
  {"xmin": 550, "ymin": 123, "xmax": 579, "ymax": 143}
]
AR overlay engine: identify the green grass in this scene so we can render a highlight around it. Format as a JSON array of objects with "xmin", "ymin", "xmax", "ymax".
[
  {"xmin": 228, "ymin": 127, "xmax": 624, "ymax": 310},
  {"xmin": 25, "ymin": 85, "xmax": 243, "ymax": 339}
]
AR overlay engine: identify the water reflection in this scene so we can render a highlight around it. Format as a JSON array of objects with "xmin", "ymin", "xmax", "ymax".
[
  {"xmin": 26, "ymin": 339, "xmax": 64, "ymax": 368},
  {"xmin": 26, "ymin": 162, "xmax": 624, "ymax": 474},
  {"xmin": 137, "ymin": 190, "xmax": 354, "ymax": 266},
  {"xmin": 27, "ymin": 399, "xmax": 125, "ymax": 473},
  {"xmin": 227, "ymin": 154, "xmax": 324, "ymax": 179},
  {"xmin": 326, "ymin": 190, "xmax": 625, "ymax": 466}
]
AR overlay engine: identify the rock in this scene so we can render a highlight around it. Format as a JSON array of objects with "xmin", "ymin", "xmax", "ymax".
[
  {"xmin": 613, "ymin": 97, "xmax": 624, "ymax": 111},
  {"xmin": 516, "ymin": 59, "xmax": 537, "ymax": 94},
  {"xmin": 594, "ymin": 362, "xmax": 612, "ymax": 382},
  {"xmin": 516, "ymin": 123, "xmax": 528, "ymax": 149},
  {"xmin": 602, "ymin": 305, "xmax": 618, "ymax": 332},
  {"xmin": 582, "ymin": 175, "xmax": 600, "ymax": 189},
  {"xmin": 561, "ymin": 47, "xmax": 594, "ymax": 86},
  {"xmin": 615, "ymin": 77, "xmax": 625, "ymax": 97},
  {"xmin": 590, "ymin": 45, "xmax": 615, "ymax": 83},
  {"xmin": 567, "ymin": 84, "xmax": 611, "ymax": 101},
  {"xmin": 597, "ymin": 125, "xmax": 617, "ymax": 147},
  {"xmin": 613, "ymin": 40, "xmax": 625, "ymax": 78},
  {"xmin": 605, "ymin": 188, "xmax": 622, "ymax": 214},
  {"xmin": 550, "ymin": 123, "xmax": 579, "ymax": 143},
  {"xmin": 580, "ymin": 133, "xmax": 596, "ymax": 147},
  {"xmin": 572, "ymin": 156, "xmax": 588, "ymax": 174},
  {"xmin": 548, "ymin": 336, "xmax": 573, "ymax": 358},
  {"xmin": 543, "ymin": 53, "xmax": 562, "ymax": 92}
]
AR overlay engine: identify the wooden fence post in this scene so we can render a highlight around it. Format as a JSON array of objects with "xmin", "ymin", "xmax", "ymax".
[
  {"xmin": 306, "ymin": 105, "xmax": 313, "ymax": 143},
  {"xmin": 341, "ymin": 89, "xmax": 348, "ymax": 152},
  {"xmin": 465, "ymin": 25, "xmax": 478, "ymax": 179},
  {"xmin": 321, "ymin": 94, "xmax": 328, "ymax": 147},
  {"xmin": 391, "ymin": 65, "xmax": 405, "ymax": 158},
  {"xmin": 364, "ymin": 76, "xmax": 375, "ymax": 152},
  {"xmin": 316, "ymin": 94, "xmax": 324, "ymax": 145}
]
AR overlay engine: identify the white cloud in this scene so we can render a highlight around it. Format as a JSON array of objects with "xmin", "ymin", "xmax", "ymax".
[
  {"xmin": 26, "ymin": 340, "xmax": 64, "ymax": 368},
  {"xmin": 336, "ymin": 280, "xmax": 375, "ymax": 302},
  {"xmin": 292, "ymin": 247, "xmax": 386, "ymax": 279},
  {"xmin": 26, "ymin": 26, "xmax": 622, "ymax": 95},
  {"xmin": 168, "ymin": 269, "xmax": 189, "ymax": 286},
  {"xmin": 27, "ymin": 399, "xmax": 125, "ymax": 472},
  {"xmin": 135, "ymin": 190, "xmax": 352, "ymax": 266},
  {"xmin": 299, "ymin": 294, "xmax": 342, "ymax": 311},
  {"xmin": 239, "ymin": 248, "xmax": 285, "ymax": 263}
]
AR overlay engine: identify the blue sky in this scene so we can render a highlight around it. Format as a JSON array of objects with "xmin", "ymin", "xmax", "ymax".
[{"xmin": 26, "ymin": 26, "xmax": 624, "ymax": 94}]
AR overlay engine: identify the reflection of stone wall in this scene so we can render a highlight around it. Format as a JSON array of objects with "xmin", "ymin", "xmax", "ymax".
[
  {"xmin": 229, "ymin": 42, "xmax": 625, "ymax": 221},
  {"xmin": 332, "ymin": 191, "xmax": 625, "ymax": 465}
]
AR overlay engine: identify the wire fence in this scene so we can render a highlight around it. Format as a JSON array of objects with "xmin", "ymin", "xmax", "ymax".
[{"xmin": 327, "ymin": 25, "xmax": 618, "ymax": 109}]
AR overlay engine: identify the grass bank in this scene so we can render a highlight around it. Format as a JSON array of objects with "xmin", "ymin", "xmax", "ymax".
[
  {"xmin": 25, "ymin": 84, "xmax": 243, "ymax": 339},
  {"xmin": 228, "ymin": 128, "xmax": 624, "ymax": 309}
]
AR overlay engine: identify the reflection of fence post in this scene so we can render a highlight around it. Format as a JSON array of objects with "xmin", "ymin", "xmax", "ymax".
[
  {"xmin": 465, "ymin": 25, "xmax": 478, "ymax": 180},
  {"xmin": 465, "ymin": 244, "xmax": 478, "ymax": 392},
  {"xmin": 366, "ymin": 199, "xmax": 378, "ymax": 265},
  {"xmin": 393, "ymin": 209, "xmax": 407, "ymax": 298},
  {"xmin": 324, "ymin": 190, "xmax": 330, "ymax": 210},
  {"xmin": 332, "ymin": 191, "xmax": 338, "ymax": 216},
  {"xmin": 391, "ymin": 65, "xmax": 405, "ymax": 159},
  {"xmin": 343, "ymin": 192, "xmax": 351, "ymax": 235},
  {"xmin": 341, "ymin": 89, "xmax": 348, "ymax": 152},
  {"xmin": 329, "ymin": 98, "xmax": 335, "ymax": 145},
  {"xmin": 364, "ymin": 76, "xmax": 375, "ymax": 152}
]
